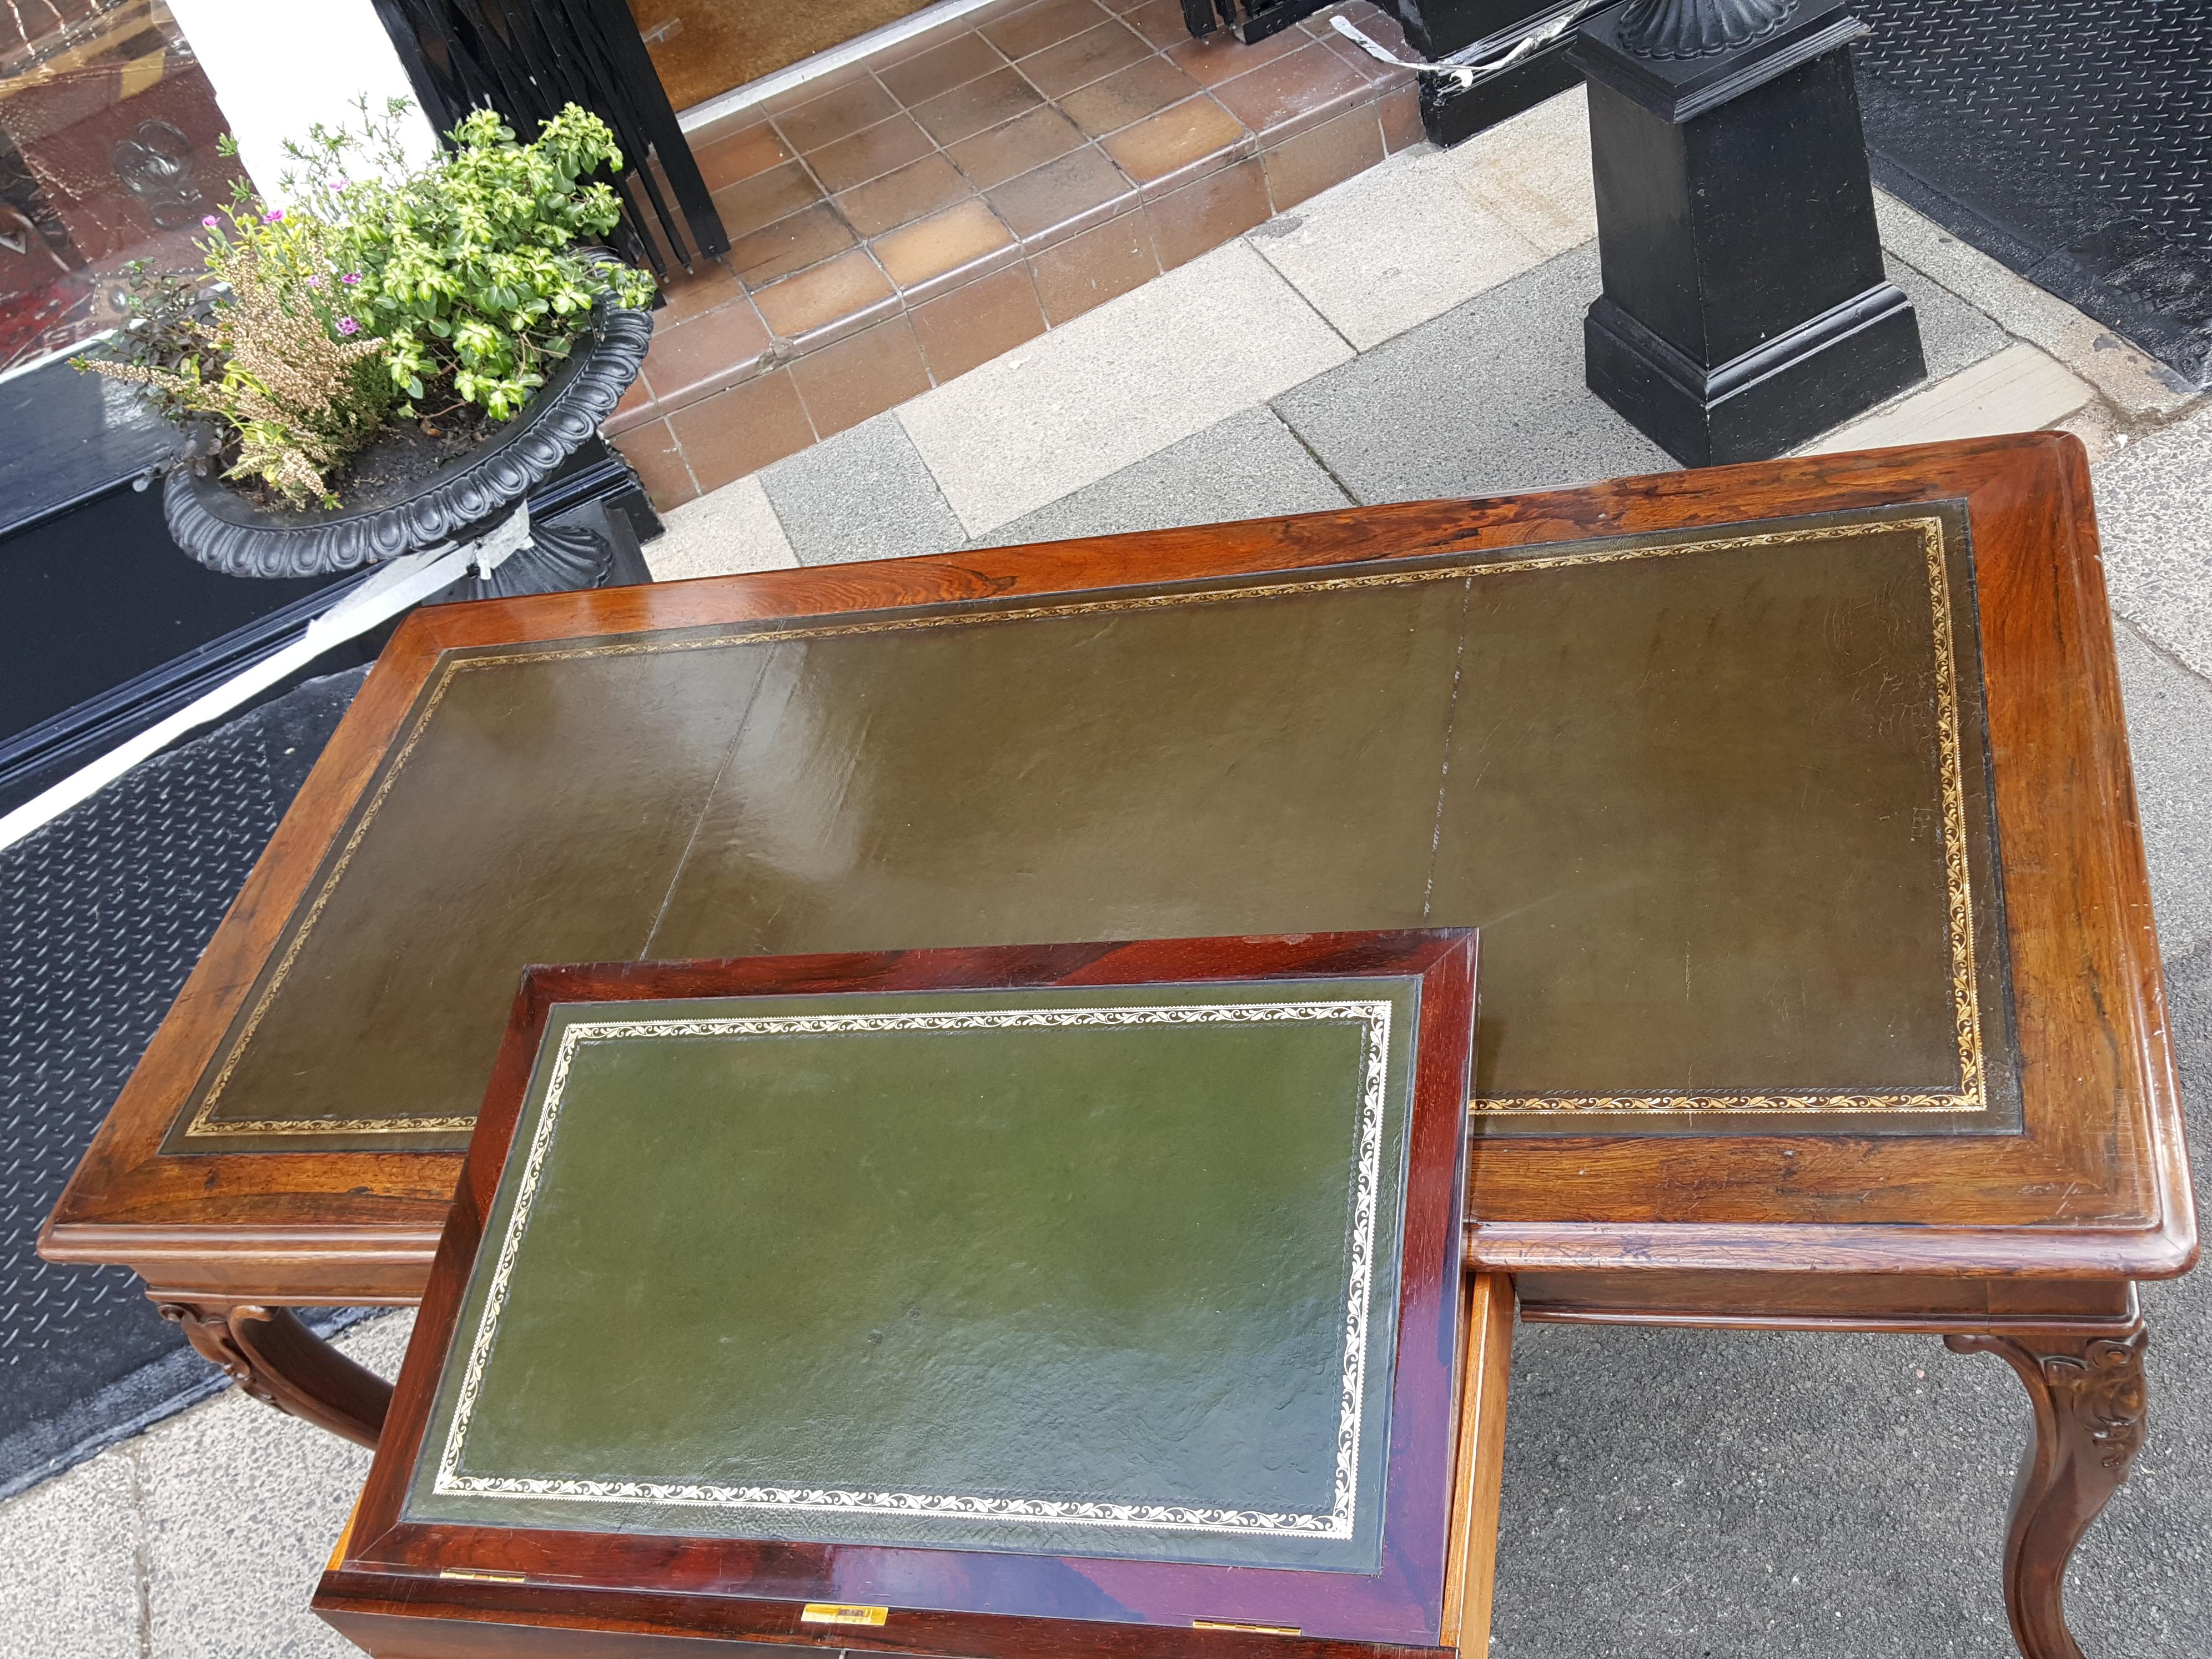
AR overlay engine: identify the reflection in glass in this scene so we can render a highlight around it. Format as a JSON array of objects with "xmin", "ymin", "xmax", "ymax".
[{"xmin": 0, "ymin": 0, "xmax": 249, "ymax": 374}]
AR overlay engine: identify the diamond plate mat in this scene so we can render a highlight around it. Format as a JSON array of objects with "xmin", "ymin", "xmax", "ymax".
[
  {"xmin": 0, "ymin": 667, "xmax": 369, "ymax": 1497},
  {"xmin": 1854, "ymin": 0, "xmax": 2212, "ymax": 386}
]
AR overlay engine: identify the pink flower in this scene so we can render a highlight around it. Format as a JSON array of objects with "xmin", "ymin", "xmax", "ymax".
[
  {"xmin": 335, "ymin": 316, "xmax": 359, "ymax": 335},
  {"xmin": 200, "ymin": 215, "xmax": 218, "ymax": 227},
  {"xmin": 329, "ymin": 177, "xmax": 350, "ymax": 192},
  {"xmin": 340, "ymin": 272, "xmax": 361, "ymax": 286},
  {"xmin": 262, "ymin": 209, "xmax": 283, "ymax": 223},
  {"xmin": 306, "ymin": 274, "xmax": 324, "ymax": 288}
]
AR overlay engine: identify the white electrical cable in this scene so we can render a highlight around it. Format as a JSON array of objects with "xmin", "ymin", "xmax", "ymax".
[
  {"xmin": 1331, "ymin": 2, "xmax": 1605, "ymax": 92},
  {"xmin": 0, "ymin": 504, "xmax": 531, "ymax": 854}
]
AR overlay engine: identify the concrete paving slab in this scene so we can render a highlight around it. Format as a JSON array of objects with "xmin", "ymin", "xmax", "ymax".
[
  {"xmin": 897, "ymin": 239, "xmax": 1352, "ymax": 535},
  {"xmin": 1492, "ymin": 1321, "xmax": 2021, "ymax": 1658},
  {"xmin": 1436, "ymin": 84, "xmax": 1596, "ymax": 259},
  {"xmin": 2114, "ymin": 621, "xmax": 2212, "ymax": 959},
  {"xmin": 646, "ymin": 475, "xmax": 799, "ymax": 581},
  {"xmin": 1245, "ymin": 145, "xmax": 1550, "ymax": 351},
  {"xmin": 2090, "ymin": 401, "xmax": 2212, "ymax": 681},
  {"xmin": 1807, "ymin": 341, "xmax": 2095, "ymax": 455},
  {"xmin": 1876, "ymin": 190, "xmax": 2200, "ymax": 423},
  {"xmin": 971, "ymin": 404, "xmax": 1350, "ymax": 550},
  {"xmin": 0, "ymin": 1443, "xmax": 142, "ymax": 1658},
  {"xmin": 760, "ymin": 413, "xmax": 966, "ymax": 565},
  {"xmin": 139, "ymin": 1387, "xmax": 371, "ymax": 1658},
  {"xmin": 1271, "ymin": 241, "xmax": 1673, "ymax": 504},
  {"xmin": 1890, "ymin": 258, "xmax": 2012, "ymax": 384},
  {"xmin": 333, "ymin": 1309, "xmax": 415, "ymax": 1379}
]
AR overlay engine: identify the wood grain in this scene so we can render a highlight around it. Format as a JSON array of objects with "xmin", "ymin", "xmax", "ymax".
[
  {"xmin": 38, "ymin": 434, "xmax": 2194, "ymax": 1318},
  {"xmin": 1439, "ymin": 1274, "xmax": 1514, "ymax": 1655},
  {"xmin": 317, "ymin": 931, "xmax": 1481, "ymax": 1659}
]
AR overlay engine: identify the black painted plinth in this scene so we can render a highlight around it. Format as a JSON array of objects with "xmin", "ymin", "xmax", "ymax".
[
  {"xmin": 1420, "ymin": 42, "xmax": 1583, "ymax": 147},
  {"xmin": 1573, "ymin": 7, "xmax": 1926, "ymax": 465},
  {"xmin": 1379, "ymin": 0, "xmax": 1583, "ymax": 147}
]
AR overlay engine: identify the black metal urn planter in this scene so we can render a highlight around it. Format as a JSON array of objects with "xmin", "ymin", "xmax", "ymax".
[{"xmin": 163, "ymin": 295, "xmax": 653, "ymax": 598}]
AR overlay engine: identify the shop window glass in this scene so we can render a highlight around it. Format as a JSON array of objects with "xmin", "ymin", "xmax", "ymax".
[{"xmin": 0, "ymin": 0, "xmax": 249, "ymax": 374}]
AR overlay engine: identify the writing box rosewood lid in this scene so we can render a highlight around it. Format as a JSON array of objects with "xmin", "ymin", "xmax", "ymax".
[{"xmin": 316, "ymin": 931, "xmax": 1481, "ymax": 1659}]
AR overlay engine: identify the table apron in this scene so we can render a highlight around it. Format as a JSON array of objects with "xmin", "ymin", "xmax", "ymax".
[{"xmin": 1509, "ymin": 1269, "xmax": 2139, "ymax": 1332}]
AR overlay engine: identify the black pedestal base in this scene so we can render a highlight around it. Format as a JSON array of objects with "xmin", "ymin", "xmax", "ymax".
[
  {"xmin": 429, "ymin": 498, "xmax": 651, "ymax": 606},
  {"xmin": 1573, "ymin": 6, "xmax": 1925, "ymax": 467},
  {"xmin": 1586, "ymin": 281, "xmax": 1925, "ymax": 467}
]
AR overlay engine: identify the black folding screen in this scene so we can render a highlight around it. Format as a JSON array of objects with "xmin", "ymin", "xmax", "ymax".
[{"xmin": 371, "ymin": 0, "xmax": 728, "ymax": 278}]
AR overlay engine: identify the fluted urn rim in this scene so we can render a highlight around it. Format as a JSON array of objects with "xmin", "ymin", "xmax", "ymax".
[{"xmin": 1615, "ymin": 0, "xmax": 1801, "ymax": 59}]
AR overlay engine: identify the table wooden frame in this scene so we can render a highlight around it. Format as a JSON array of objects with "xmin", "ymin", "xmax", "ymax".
[
  {"xmin": 318, "ymin": 932, "xmax": 1483, "ymax": 1657},
  {"xmin": 44, "ymin": 434, "xmax": 2195, "ymax": 1659}
]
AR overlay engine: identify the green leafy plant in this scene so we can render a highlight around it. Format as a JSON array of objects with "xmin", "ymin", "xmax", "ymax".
[
  {"xmin": 78, "ymin": 210, "xmax": 395, "ymax": 506},
  {"xmin": 74, "ymin": 97, "xmax": 653, "ymax": 509},
  {"xmin": 82, "ymin": 260, "xmax": 228, "ymax": 438},
  {"xmin": 282, "ymin": 98, "xmax": 655, "ymax": 419}
]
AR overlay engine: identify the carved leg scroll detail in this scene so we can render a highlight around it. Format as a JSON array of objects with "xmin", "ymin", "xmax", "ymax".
[
  {"xmin": 1945, "ymin": 1323, "xmax": 2149, "ymax": 1659},
  {"xmin": 158, "ymin": 1302, "xmax": 393, "ymax": 1449}
]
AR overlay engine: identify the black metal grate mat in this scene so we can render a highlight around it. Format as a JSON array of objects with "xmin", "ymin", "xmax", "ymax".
[
  {"xmin": 0, "ymin": 667, "xmax": 369, "ymax": 1497},
  {"xmin": 1854, "ymin": 0, "xmax": 2212, "ymax": 387}
]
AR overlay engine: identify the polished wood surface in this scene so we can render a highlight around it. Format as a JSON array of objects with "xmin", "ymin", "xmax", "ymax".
[
  {"xmin": 39, "ymin": 434, "xmax": 2196, "ymax": 1659},
  {"xmin": 1945, "ymin": 1321, "xmax": 2150, "ymax": 1659},
  {"xmin": 320, "ymin": 932, "xmax": 1481, "ymax": 1658},
  {"xmin": 156, "ymin": 1302, "xmax": 390, "ymax": 1447},
  {"xmin": 42, "ymin": 433, "xmax": 2192, "ymax": 1301},
  {"xmin": 1439, "ymin": 1274, "xmax": 1514, "ymax": 1656}
]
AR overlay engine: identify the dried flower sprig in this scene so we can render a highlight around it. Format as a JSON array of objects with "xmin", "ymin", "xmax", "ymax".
[{"xmin": 80, "ymin": 218, "xmax": 394, "ymax": 507}]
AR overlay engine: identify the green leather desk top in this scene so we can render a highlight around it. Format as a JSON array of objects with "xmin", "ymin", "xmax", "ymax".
[
  {"xmin": 402, "ymin": 978, "xmax": 1421, "ymax": 1572},
  {"xmin": 171, "ymin": 502, "xmax": 2013, "ymax": 1153}
]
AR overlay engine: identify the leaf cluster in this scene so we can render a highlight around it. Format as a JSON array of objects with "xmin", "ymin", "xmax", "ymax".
[
  {"xmin": 80, "ymin": 211, "xmax": 396, "ymax": 507},
  {"xmin": 283, "ymin": 98, "xmax": 656, "ymax": 419},
  {"xmin": 75, "ymin": 261, "xmax": 227, "ymax": 442}
]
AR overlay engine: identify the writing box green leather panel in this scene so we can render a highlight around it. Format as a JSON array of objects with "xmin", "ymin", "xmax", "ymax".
[{"xmin": 403, "ymin": 978, "xmax": 1422, "ymax": 1573}]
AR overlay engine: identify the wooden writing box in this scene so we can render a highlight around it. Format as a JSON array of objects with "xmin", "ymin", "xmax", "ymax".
[{"xmin": 316, "ymin": 932, "xmax": 1497, "ymax": 1658}]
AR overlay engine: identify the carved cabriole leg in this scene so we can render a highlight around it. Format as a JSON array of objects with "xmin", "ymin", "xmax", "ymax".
[
  {"xmin": 1945, "ymin": 1322, "xmax": 2149, "ymax": 1659},
  {"xmin": 157, "ymin": 1302, "xmax": 393, "ymax": 1449}
]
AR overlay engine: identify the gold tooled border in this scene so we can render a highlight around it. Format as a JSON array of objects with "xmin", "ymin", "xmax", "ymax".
[
  {"xmin": 183, "ymin": 514, "xmax": 1982, "ymax": 1139},
  {"xmin": 429, "ymin": 998, "xmax": 1392, "ymax": 1531}
]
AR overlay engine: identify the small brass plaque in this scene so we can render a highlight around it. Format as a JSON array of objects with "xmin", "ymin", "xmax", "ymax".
[
  {"xmin": 801, "ymin": 1603, "xmax": 889, "ymax": 1627},
  {"xmin": 1193, "ymin": 1620, "xmax": 1301, "ymax": 1635},
  {"xmin": 437, "ymin": 1568, "xmax": 525, "ymax": 1583}
]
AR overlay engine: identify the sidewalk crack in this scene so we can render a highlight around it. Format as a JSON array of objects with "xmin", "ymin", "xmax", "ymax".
[
  {"xmin": 128, "ymin": 1441, "xmax": 153, "ymax": 1659},
  {"xmin": 1272, "ymin": 404, "xmax": 1363, "ymax": 507}
]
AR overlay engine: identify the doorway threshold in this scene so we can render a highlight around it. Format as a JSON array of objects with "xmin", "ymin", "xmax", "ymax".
[
  {"xmin": 612, "ymin": 1, "xmax": 1423, "ymax": 511},
  {"xmin": 676, "ymin": 0, "xmax": 1008, "ymax": 135}
]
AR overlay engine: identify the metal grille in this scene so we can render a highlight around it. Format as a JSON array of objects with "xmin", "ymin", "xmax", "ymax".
[
  {"xmin": 1853, "ymin": 0, "xmax": 2211, "ymax": 382},
  {"xmin": 1856, "ymin": 0, "xmax": 2211, "ymax": 254},
  {"xmin": 0, "ymin": 670, "xmax": 365, "ymax": 1467}
]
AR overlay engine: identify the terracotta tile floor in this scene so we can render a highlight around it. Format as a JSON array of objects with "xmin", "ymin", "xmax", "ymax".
[{"xmin": 610, "ymin": 0, "xmax": 1420, "ymax": 505}]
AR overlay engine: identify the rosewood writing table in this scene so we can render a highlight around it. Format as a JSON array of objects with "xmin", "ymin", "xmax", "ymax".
[{"xmin": 43, "ymin": 434, "xmax": 2195, "ymax": 1659}]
